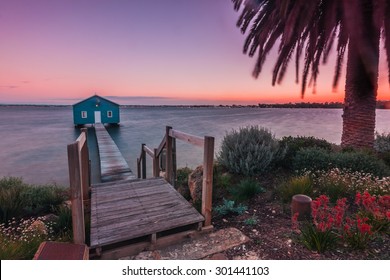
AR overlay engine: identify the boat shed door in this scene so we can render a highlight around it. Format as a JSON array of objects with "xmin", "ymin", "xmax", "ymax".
[{"xmin": 94, "ymin": 111, "xmax": 101, "ymax": 123}]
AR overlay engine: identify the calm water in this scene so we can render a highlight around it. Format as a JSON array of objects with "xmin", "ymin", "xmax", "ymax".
[{"xmin": 1, "ymin": 106, "xmax": 390, "ymax": 186}]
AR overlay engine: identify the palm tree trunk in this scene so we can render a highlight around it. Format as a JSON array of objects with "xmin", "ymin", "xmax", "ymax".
[{"xmin": 341, "ymin": 1, "xmax": 380, "ymax": 149}]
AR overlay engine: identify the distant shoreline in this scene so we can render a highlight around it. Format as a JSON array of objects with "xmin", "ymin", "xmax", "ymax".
[{"xmin": 1, "ymin": 101, "xmax": 390, "ymax": 109}]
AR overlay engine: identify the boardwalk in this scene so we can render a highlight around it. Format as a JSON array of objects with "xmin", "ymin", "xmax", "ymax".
[
  {"xmin": 90, "ymin": 177, "xmax": 204, "ymax": 250},
  {"xmin": 68, "ymin": 126, "xmax": 214, "ymax": 259},
  {"xmin": 94, "ymin": 123, "xmax": 135, "ymax": 182}
]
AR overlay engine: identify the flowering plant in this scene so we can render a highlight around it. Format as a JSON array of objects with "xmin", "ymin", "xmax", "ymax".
[{"xmin": 292, "ymin": 192, "xmax": 390, "ymax": 252}]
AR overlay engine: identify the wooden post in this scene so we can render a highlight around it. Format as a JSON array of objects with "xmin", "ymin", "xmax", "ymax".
[
  {"xmin": 165, "ymin": 126, "xmax": 173, "ymax": 184},
  {"xmin": 80, "ymin": 128, "xmax": 90, "ymax": 214},
  {"xmin": 137, "ymin": 158, "xmax": 141, "ymax": 179},
  {"xmin": 141, "ymin": 144, "xmax": 146, "ymax": 179},
  {"xmin": 153, "ymin": 148, "xmax": 160, "ymax": 177},
  {"xmin": 172, "ymin": 138, "xmax": 177, "ymax": 187},
  {"xmin": 201, "ymin": 136, "xmax": 214, "ymax": 227},
  {"xmin": 67, "ymin": 142, "xmax": 85, "ymax": 244}
]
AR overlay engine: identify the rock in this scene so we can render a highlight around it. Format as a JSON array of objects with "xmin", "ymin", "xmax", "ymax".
[
  {"xmin": 188, "ymin": 165, "xmax": 203, "ymax": 203},
  {"xmin": 176, "ymin": 185, "xmax": 191, "ymax": 200},
  {"xmin": 205, "ymin": 253, "xmax": 228, "ymax": 260},
  {"xmin": 28, "ymin": 220, "xmax": 47, "ymax": 235},
  {"xmin": 43, "ymin": 214, "xmax": 59, "ymax": 223}
]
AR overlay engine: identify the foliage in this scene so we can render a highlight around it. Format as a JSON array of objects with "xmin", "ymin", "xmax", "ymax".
[
  {"xmin": 293, "ymin": 193, "xmax": 390, "ymax": 252},
  {"xmin": 293, "ymin": 148, "xmax": 390, "ymax": 178},
  {"xmin": 0, "ymin": 177, "xmax": 68, "ymax": 224},
  {"xmin": 0, "ymin": 177, "xmax": 27, "ymax": 224},
  {"xmin": 0, "ymin": 217, "xmax": 55, "ymax": 260},
  {"xmin": 374, "ymin": 132, "xmax": 390, "ymax": 153},
  {"xmin": 218, "ymin": 126, "xmax": 286, "ymax": 176},
  {"xmin": 355, "ymin": 192, "xmax": 390, "ymax": 235},
  {"xmin": 374, "ymin": 132, "xmax": 390, "ymax": 166},
  {"xmin": 244, "ymin": 215, "xmax": 258, "ymax": 226},
  {"xmin": 308, "ymin": 168, "xmax": 390, "ymax": 201},
  {"xmin": 213, "ymin": 164, "xmax": 232, "ymax": 190},
  {"xmin": 229, "ymin": 178, "xmax": 265, "ymax": 202},
  {"xmin": 214, "ymin": 199, "xmax": 248, "ymax": 216},
  {"xmin": 175, "ymin": 167, "xmax": 193, "ymax": 188},
  {"xmin": 278, "ymin": 175, "xmax": 313, "ymax": 204},
  {"xmin": 52, "ymin": 206, "xmax": 73, "ymax": 241},
  {"xmin": 20, "ymin": 185, "xmax": 68, "ymax": 216},
  {"xmin": 279, "ymin": 136, "xmax": 332, "ymax": 169}
]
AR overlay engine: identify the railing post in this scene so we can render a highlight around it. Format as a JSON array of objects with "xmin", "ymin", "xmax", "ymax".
[
  {"xmin": 137, "ymin": 158, "xmax": 141, "ymax": 179},
  {"xmin": 172, "ymin": 138, "xmax": 177, "ymax": 187},
  {"xmin": 165, "ymin": 126, "xmax": 173, "ymax": 184},
  {"xmin": 153, "ymin": 148, "xmax": 160, "ymax": 177},
  {"xmin": 141, "ymin": 144, "xmax": 147, "ymax": 179},
  {"xmin": 67, "ymin": 142, "xmax": 85, "ymax": 244},
  {"xmin": 80, "ymin": 128, "xmax": 90, "ymax": 214},
  {"xmin": 202, "ymin": 136, "xmax": 214, "ymax": 227}
]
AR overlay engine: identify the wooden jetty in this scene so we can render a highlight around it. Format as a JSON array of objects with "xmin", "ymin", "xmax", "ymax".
[
  {"xmin": 67, "ymin": 126, "xmax": 214, "ymax": 259},
  {"xmin": 94, "ymin": 123, "xmax": 135, "ymax": 182}
]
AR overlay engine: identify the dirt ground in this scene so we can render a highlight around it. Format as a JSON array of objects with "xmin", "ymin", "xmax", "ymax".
[{"xmin": 211, "ymin": 193, "xmax": 390, "ymax": 260}]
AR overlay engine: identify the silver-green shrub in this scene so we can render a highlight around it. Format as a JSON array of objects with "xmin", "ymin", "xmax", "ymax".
[
  {"xmin": 218, "ymin": 126, "xmax": 286, "ymax": 176},
  {"xmin": 374, "ymin": 132, "xmax": 390, "ymax": 153}
]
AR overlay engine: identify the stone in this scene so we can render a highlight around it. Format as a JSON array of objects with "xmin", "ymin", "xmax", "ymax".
[
  {"xmin": 188, "ymin": 165, "xmax": 203, "ymax": 203},
  {"xmin": 29, "ymin": 220, "xmax": 47, "ymax": 235}
]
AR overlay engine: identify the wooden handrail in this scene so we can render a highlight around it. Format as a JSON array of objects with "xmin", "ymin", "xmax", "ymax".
[
  {"xmin": 67, "ymin": 128, "xmax": 91, "ymax": 245},
  {"xmin": 156, "ymin": 135, "xmax": 166, "ymax": 157},
  {"xmin": 169, "ymin": 129, "xmax": 204, "ymax": 147},
  {"xmin": 135, "ymin": 126, "xmax": 215, "ymax": 227},
  {"xmin": 143, "ymin": 145, "xmax": 154, "ymax": 158}
]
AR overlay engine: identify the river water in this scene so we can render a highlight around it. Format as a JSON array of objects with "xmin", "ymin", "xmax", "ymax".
[{"xmin": 1, "ymin": 106, "xmax": 389, "ymax": 186}]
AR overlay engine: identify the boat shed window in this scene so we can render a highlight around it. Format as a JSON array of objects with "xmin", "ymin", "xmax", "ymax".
[
  {"xmin": 81, "ymin": 111, "xmax": 87, "ymax": 118},
  {"xmin": 107, "ymin": 111, "xmax": 113, "ymax": 118}
]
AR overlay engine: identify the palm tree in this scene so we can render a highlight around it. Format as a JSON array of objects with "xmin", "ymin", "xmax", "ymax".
[{"xmin": 232, "ymin": 0, "xmax": 390, "ymax": 149}]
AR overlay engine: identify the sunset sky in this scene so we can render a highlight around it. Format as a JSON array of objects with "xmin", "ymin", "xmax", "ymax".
[{"xmin": 0, "ymin": 0, "xmax": 389, "ymax": 105}]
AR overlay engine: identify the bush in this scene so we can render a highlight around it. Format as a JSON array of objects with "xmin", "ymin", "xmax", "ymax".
[
  {"xmin": 278, "ymin": 175, "xmax": 313, "ymax": 204},
  {"xmin": 229, "ymin": 179, "xmax": 265, "ymax": 202},
  {"xmin": 175, "ymin": 167, "xmax": 193, "ymax": 189},
  {"xmin": 20, "ymin": 186, "xmax": 68, "ymax": 216},
  {"xmin": 292, "ymin": 147, "xmax": 332, "ymax": 172},
  {"xmin": 214, "ymin": 199, "xmax": 247, "ymax": 216},
  {"xmin": 0, "ymin": 177, "xmax": 68, "ymax": 224},
  {"xmin": 293, "ymin": 148, "xmax": 390, "ymax": 178},
  {"xmin": 374, "ymin": 132, "xmax": 390, "ymax": 166},
  {"xmin": 279, "ymin": 136, "xmax": 332, "ymax": 169},
  {"xmin": 52, "ymin": 206, "xmax": 73, "ymax": 241},
  {"xmin": 0, "ymin": 177, "xmax": 26, "ymax": 225},
  {"xmin": 374, "ymin": 132, "xmax": 390, "ymax": 153},
  {"xmin": 218, "ymin": 126, "xmax": 286, "ymax": 176},
  {"xmin": 308, "ymin": 169, "xmax": 390, "ymax": 201}
]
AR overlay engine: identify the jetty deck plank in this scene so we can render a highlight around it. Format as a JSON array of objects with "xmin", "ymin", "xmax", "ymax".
[
  {"xmin": 94, "ymin": 123, "xmax": 136, "ymax": 182},
  {"xmin": 90, "ymin": 177, "xmax": 204, "ymax": 248}
]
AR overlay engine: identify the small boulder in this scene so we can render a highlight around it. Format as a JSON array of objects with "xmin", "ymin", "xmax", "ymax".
[
  {"xmin": 28, "ymin": 220, "xmax": 47, "ymax": 235},
  {"xmin": 188, "ymin": 165, "xmax": 203, "ymax": 203}
]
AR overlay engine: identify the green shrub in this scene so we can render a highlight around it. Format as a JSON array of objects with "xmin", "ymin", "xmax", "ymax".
[
  {"xmin": 292, "ymin": 147, "xmax": 332, "ymax": 172},
  {"xmin": 229, "ymin": 179, "xmax": 265, "ymax": 202},
  {"xmin": 20, "ymin": 186, "xmax": 67, "ymax": 216},
  {"xmin": 0, "ymin": 177, "xmax": 26, "ymax": 225},
  {"xmin": 278, "ymin": 175, "xmax": 313, "ymax": 204},
  {"xmin": 309, "ymin": 168, "xmax": 390, "ymax": 200},
  {"xmin": 244, "ymin": 215, "xmax": 258, "ymax": 226},
  {"xmin": 374, "ymin": 132, "xmax": 390, "ymax": 153},
  {"xmin": 374, "ymin": 132, "xmax": 390, "ymax": 166},
  {"xmin": 293, "ymin": 148, "xmax": 390, "ymax": 178},
  {"xmin": 53, "ymin": 206, "xmax": 73, "ymax": 241},
  {"xmin": 279, "ymin": 136, "xmax": 332, "ymax": 169},
  {"xmin": 175, "ymin": 167, "xmax": 193, "ymax": 188},
  {"xmin": 218, "ymin": 126, "xmax": 286, "ymax": 176},
  {"xmin": 214, "ymin": 199, "xmax": 247, "ymax": 216}
]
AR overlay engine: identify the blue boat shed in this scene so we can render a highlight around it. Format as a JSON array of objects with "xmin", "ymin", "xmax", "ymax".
[{"xmin": 73, "ymin": 95, "xmax": 120, "ymax": 126}]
